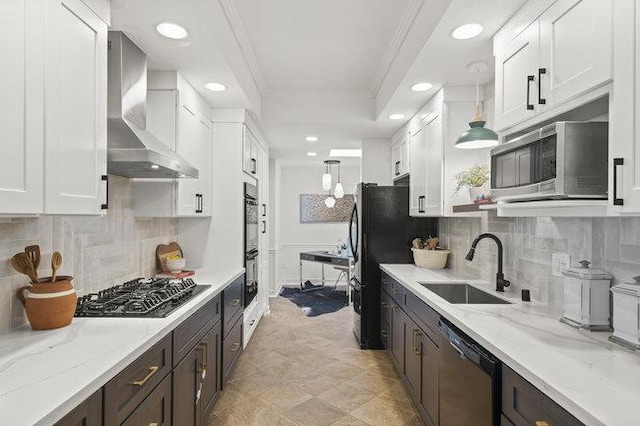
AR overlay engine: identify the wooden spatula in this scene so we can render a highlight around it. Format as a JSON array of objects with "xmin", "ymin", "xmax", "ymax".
[
  {"xmin": 25, "ymin": 245, "xmax": 41, "ymax": 275},
  {"xmin": 11, "ymin": 253, "xmax": 39, "ymax": 284}
]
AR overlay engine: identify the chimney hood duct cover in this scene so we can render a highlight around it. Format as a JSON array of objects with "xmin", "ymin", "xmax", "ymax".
[{"xmin": 107, "ymin": 31, "xmax": 199, "ymax": 179}]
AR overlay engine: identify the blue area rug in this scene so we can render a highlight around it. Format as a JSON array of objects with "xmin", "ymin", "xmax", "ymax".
[{"xmin": 280, "ymin": 285, "xmax": 349, "ymax": 317}]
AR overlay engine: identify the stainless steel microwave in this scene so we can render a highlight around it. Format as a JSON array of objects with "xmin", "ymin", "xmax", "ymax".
[{"xmin": 490, "ymin": 122, "xmax": 608, "ymax": 202}]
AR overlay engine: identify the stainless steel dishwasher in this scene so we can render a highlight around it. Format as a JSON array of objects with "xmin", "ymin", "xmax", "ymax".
[{"xmin": 438, "ymin": 318, "xmax": 501, "ymax": 426}]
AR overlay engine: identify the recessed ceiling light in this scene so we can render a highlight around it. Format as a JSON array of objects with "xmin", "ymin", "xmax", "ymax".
[
  {"xmin": 151, "ymin": 164, "xmax": 160, "ymax": 169},
  {"xmin": 307, "ymin": 152, "xmax": 317, "ymax": 157},
  {"xmin": 329, "ymin": 149, "xmax": 362, "ymax": 158},
  {"xmin": 156, "ymin": 23, "xmax": 189, "ymax": 40},
  {"xmin": 204, "ymin": 82, "xmax": 227, "ymax": 92},
  {"xmin": 411, "ymin": 82, "xmax": 433, "ymax": 92},
  {"xmin": 451, "ymin": 23, "xmax": 484, "ymax": 40},
  {"xmin": 389, "ymin": 114, "xmax": 405, "ymax": 120},
  {"xmin": 306, "ymin": 136, "xmax": 318, "ymax": 142}
]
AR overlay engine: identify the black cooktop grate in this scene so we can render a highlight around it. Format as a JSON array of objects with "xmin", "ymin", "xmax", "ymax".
[{"xmin": 74, "ymin": 278, "xmax": 209, "ymax": 318}]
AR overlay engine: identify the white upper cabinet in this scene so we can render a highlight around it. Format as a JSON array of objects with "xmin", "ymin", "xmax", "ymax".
[
  {"xmin": 0, "ymin": 0, "xmax": 108, "ymax": 216},
  {"xmin": 423, "ymin": 113, "xmax": 444, "ymax": 216},
  {"xmin": 409, "ymin": 127, "xmax": 426, "ymax": 216},
  {"xmin": 138, "ymin": 73, "xmax": 212, "ymax": 218},
  {"xmin": 609, "ymin": 0, "xmax": 640, "ymax": 212},
  {"xmin": 406, "ymin": 88, "xmax": 491, "ymax": 217},
  {"xmin": 44, "ymin": 0, "xmax": 108, "ymax": 215},
  {"xmin": 494, "ymin": 0, "xmax": 613, "ymax": 132},
  {"xmin": 243, "ymin": 127, "xmax": 260, "ymax": 177},
  {"xmin": 391, "ymin": 136, "xmax": 410, "ymax": 180},
  {"xmin": 0, "ymin": 1, "xmax": 44, "ymax": 214},
  {"xmin": 538, "ymin": 0, "xmax": 612, "ymax": 107},
  {"xmin": 495, "ymin": 23, "xmax": 539, "ymax": 129}
]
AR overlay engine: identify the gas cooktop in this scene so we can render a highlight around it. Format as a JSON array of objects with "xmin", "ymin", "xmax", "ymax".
[{"xmin": 74, "ymin": 278, "xmax": 209, "ymax": 318}]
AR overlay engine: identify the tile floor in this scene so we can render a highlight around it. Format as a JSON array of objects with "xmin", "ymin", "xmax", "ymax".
[{"xmin": 207, "ymin": 295, "xmax": 423, "ymax": 426}]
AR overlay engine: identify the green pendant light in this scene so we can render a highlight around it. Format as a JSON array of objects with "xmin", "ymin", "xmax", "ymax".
[{"xmin": 455, "ymin": 61, "xmax": 499, "ymax": 149}]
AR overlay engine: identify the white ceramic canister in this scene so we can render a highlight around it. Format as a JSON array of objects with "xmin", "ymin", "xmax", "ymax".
[
  {"xmin": 610, "ymin": 277, "xmax": 640, "ymax": 351},
  {"xmin": 561, "ymin": 260, "xmax": 612, "ymax": 330}
]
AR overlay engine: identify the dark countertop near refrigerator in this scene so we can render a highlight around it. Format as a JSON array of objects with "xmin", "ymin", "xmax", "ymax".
[
  {"xmin": 0, "ymin": 268, "xmax": 244, "ymax": 426},
  {"xmin": 380, "ymin": 264, "xmax": 640, "ymax": 426}
]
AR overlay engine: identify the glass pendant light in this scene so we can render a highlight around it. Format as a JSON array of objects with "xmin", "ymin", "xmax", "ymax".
[
  {"xmin": 455, "ymin": 61, "xmax": 499, "ymax": 149},
  {"xmin": 324, "ymin": 196, "xmax": 336, "ymax": 208},
  {"xmin": 322, "ymin": 160, "xmax": 333, "ymax": 191},
  {"xmin": 333, "ymin": 161, "xmax": 344, "ymax": 199}
]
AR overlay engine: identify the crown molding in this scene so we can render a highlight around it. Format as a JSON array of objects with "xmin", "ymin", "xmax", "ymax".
[
  {"xmin": 217, "ymin": 0, "xmax": 268, "ymax": 95},
  {"xmin": 370, "ymin": 0, "xmax": 425, "ymax": 97}
]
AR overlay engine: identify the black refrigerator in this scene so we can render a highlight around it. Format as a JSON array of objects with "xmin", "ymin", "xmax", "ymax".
[{"xmin": 348, "ymin": 183, "xmax": 438, "ymax": 349}]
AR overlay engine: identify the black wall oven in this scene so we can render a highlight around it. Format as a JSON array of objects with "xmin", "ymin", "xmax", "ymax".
[{"xmin": 244, "ymin": 182, "xmax": 259, "ymax": 307}]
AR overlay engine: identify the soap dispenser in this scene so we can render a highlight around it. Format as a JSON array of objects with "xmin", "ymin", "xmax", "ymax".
[{"xmin": 561, "ymin": 260, "xmax": 612, "ymax": 330}]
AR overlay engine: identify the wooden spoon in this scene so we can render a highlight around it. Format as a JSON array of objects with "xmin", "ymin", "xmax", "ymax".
[
  {"xmin": 51, "ymin": 251, "xmax": 62, "ymax": 283},
  {"xmin": 10, "ymin": 253, "xmax": 39, "ymax": 284}
]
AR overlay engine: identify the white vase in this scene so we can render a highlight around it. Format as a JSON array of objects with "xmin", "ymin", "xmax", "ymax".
[{"xmin": 468, "ymin": 185, "xmax": 489, "ymax": 203}]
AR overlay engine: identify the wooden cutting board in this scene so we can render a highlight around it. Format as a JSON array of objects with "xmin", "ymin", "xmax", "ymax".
[{"xmin": 156, "ymin": 242, "xmax": 183, "ymax": 273}]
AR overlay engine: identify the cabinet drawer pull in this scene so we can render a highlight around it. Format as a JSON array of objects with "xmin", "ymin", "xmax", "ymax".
[
  {"xmin": 251, "ymin": 158, "xmax": 257, "ymax": 174},
  {"xmin": 395, "ymin": 161, "xmax": 400, "ymax": 176},
  {"xmin": 101, "ymin": 175, "xmax": 109, "ymax": 210},
  {"xmin": 149, "ymin": 423, "xmax": 158, "ymax": 426},
  {"xmin": 413, "ymin": 330, "xmax": 422, "ymax": 355},
  {"xmin": 197, "ymin": 342, "xmax": 209, "ymax": 371},
  {"xmin": 381, "ymin": 329, "xmax": 388, "ymax": 337},
  {"xmin": 536, "ymin": 422, "xmax": 549, "ymax": 426},
  {"xmin": 262, "ymin": 203, "xmax": 267, "ymax": 217},
  {"xmin": 538, "ymin": 68, "xmax": 546, "ymax": 105},
  {"xmin": 230, "ymin": 342, "xmax": 240, "ymax": 352},
  {"xmin": 613, "ymin": 158, "xmax": 624, "ymax": 206},
  {"xmin": 380, "ymin": 301, "xmax": 388, "ymax": 308},
  {"xmin": 229, "ymin": 299, "xmax": 241, "ymax": 306},
  {"xmin": 526, "ymin": 75, "xmax": 535, "ymax": 110},
  {"xmin": 130, "ymin": 366, "xmax": 159, "ymax": 386},
  {"xmin": 261, "ymin": 221, "xmax": 266, "ymax": 234},
  {"xmin": 418, "ymin": 195, "xmax": 425, "ymax": 213}
]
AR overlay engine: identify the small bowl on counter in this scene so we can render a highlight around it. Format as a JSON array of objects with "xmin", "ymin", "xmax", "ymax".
[{"xmin": 166, "ymin": 257, "xmax": 186, "ymax": 273}]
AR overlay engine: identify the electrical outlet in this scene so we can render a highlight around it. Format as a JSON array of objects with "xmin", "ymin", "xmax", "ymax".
[{"xmin": 552, "ymin": 253, "xmax": 571, "ymax": 277}]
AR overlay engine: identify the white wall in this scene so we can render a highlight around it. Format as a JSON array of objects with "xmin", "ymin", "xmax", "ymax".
[
  {"xmin": 276, "ymin": 163, "xmax": 360, "ymax": 285},
  {"xmin": 361, "ymin": 138, "xmax": 391, "ymax": 185}
]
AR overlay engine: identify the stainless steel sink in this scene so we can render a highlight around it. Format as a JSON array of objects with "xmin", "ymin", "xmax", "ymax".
[{"xmin": 420, "ymin": 283, "xmax": 512, "ymax": 304}]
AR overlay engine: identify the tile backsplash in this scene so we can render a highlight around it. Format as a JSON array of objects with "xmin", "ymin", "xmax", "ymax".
[
  {"xmin": 0, "ymin": 176, "xmax": 178, "ymax": 332},
  {"xmin": 440, "ymin": 213, "xmax": 640, "ymax": 307}
]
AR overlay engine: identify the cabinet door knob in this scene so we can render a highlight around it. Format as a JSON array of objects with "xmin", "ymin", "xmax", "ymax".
[
  {"xmin": 230, "ymin": 299, "xmax": 241, "ymax": 306},
  {"xmin": 230, "ymin": 342, "xmax": 240, "ymax": 352},
  {"xmin": 535, "ymin": 422, "xmax": 549, "ymax": 426}
]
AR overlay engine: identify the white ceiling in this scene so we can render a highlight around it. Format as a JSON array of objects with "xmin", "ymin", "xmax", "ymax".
[
  {"xmin": 234, "ymin": 0, "xmax": 411, "ymax": 93},
  {"xmin": 110, "ymin": 0, "xmax": 527, "ymax": 163}
]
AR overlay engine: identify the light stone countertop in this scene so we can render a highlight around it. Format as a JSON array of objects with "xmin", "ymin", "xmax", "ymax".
[
  {"xmin": 0, "ymin": 268, "xmax": 244, "ymax": 426},
  {"xmin": 380, "ymin": 264, "xmax": 640, "ymax": 426}
]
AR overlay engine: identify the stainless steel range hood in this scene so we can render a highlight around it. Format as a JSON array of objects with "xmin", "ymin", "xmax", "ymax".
[{"xmin": 107, "ymin": 31, "xmax": 199, "ymax": 179}]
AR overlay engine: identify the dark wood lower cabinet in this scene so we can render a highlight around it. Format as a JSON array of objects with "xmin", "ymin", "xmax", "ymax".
[
  {"xmin": 389, "ymin": 302, "xmax": 404, "ymax": 370},
  {"xmin": 222, "ymin": 314, "xmax": 243, "ymax": 386},
  {"xmin": 383, "ymin": 286, "xmax": 440, "ymax": 426},
  {"xmin": 502, "ymin": 366, "xmax": 584, "ymax": 426},
  {"xmin": 173, "ymin": 319, "xmax": 222, "ymax": 426},
  {"xmin": 418, "ymin": 331, "xmax": 439, "ymax": 426},
  {"xmin": 54, "ymin": 388, "xmax": 102, "ymax": 426},
  {"xmin": 121, "ymin": 373, "xmax": 172, "ymax": 426}
]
